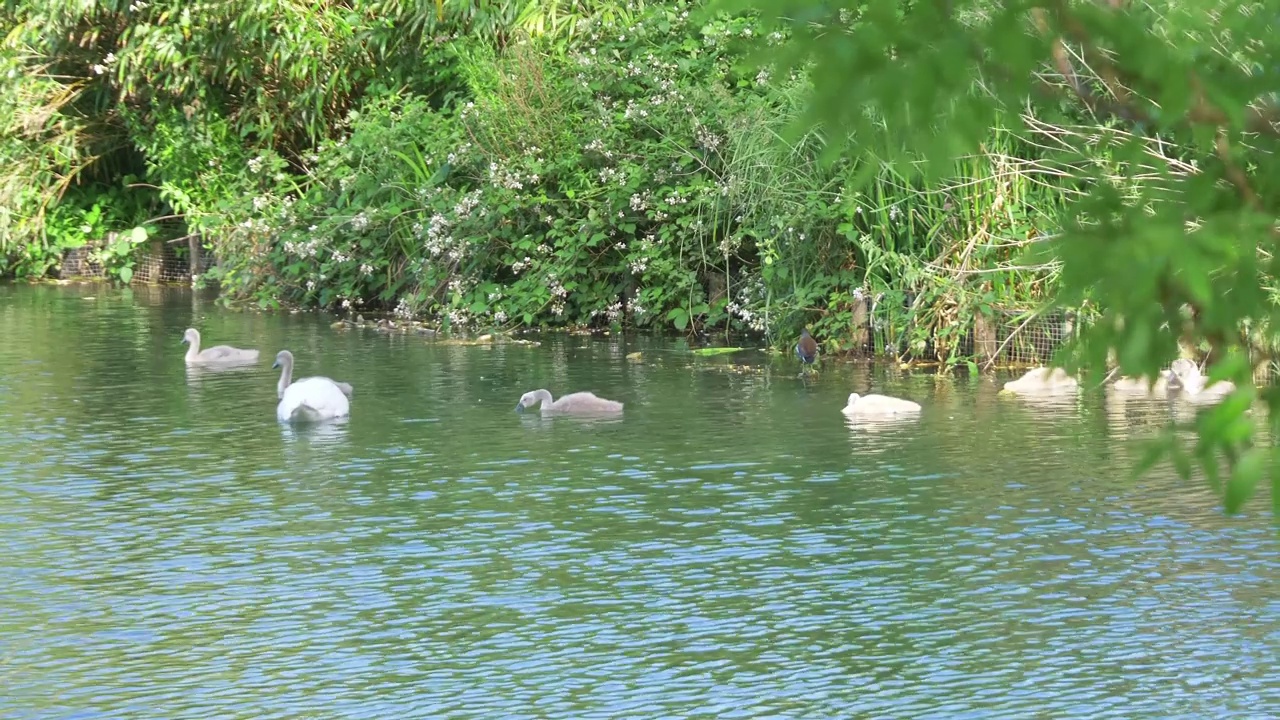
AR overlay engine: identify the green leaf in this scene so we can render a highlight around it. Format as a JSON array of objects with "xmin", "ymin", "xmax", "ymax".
[
  {"xmin": 118, "ymin": 266, "xmax": 133, "ymax": 284},
  {"xmin": 1225, "ymin": 447, "xmax": 1266, "ymax": 515},
  {"xmin": 667, "ymin": 307, "xmax": 689, "ymax": 330},
  {"xmin": 1207, "ymin": 351, "xmax": 1249, "ymax": 384},
  {"xmin": 129, "ymin": 226, "xmax": 148, "ymax": 243},
  {"xmin": 1133, "ymin": 435, "xmax": 1172, "ymax": 479},
  {"xmin": 1170, "ymin": 441, "xmax": 1193, "ymax": 480},
  {"xmin": 1272, "ymin": 453, "xmax": 1280, "ymax": 526}
]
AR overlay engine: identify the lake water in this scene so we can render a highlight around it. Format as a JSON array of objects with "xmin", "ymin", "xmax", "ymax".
[{"xmin": 1, "ymin": 283, "xmax": 1276, "ymax": 719}]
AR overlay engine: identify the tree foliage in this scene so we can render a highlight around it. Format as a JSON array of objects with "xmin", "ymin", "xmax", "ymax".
[{"xmin": 730, "ymin": 0, "xmax": 1280, "ymax": 516}]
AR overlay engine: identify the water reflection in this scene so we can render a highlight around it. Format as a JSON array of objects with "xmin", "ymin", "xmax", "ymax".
[
  {"xmin": 0, "ymin": 285, "xmax": 1277, "ymax": 719},
  {"xmin": 184, "ymin": 361, "xmax": 263, "ymax": 386},
  {"xmin": 280, "ymin": 417, "xmax": 351, "ymax": 445}
]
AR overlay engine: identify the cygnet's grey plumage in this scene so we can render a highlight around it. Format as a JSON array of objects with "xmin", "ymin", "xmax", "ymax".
[
  {"xmin": 842, "ymin": 393, "xmax": 922, "ymax": 417},
  {"xmin": 1000, "ymin": 366, "xmax": 1079, "ymax": 394},
  {"xmin": 516, "ymin": 389, "xmax": 623, "ymax": 415},
  {"xmin": 273, "ymin": 350, "xmax": 350, "ymax": 422},
  {"xmin": 182, "ymin": 328, "xmax": 259, "ymax": 365}
]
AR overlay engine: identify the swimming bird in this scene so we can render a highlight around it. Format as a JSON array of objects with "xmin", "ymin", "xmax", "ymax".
[
  {"xmin": 1112, "ymin": 369, "xmax": 1174, "ymax": 395},
  {"xmin": 516, "ymin": 389, "xmax": 623, "ymax": 415},
  {"xmin": 272, "ymin": 350, "xmax": 350, "ymax": 423},
  {"xmin": 842, "ymin": 393, "xmax": 922, "ymax": 417},
  {"xmin": 1000, "ymin": 366, "xmax": 1079, "ymax": 394},
  {"xmin": 1168, "ymin": 358, "xmax": 1237, "ymax": 403},
  {"xmin": 181, "ymin": 328, "xmax": 259, "ymax": 365},
  {"xmin": 796, "ymin": 328, "xmax": 818, "ymax": 368},
  {"xmin": 274, "ymin": 355, "xmax": 353, "ymax": 401}
]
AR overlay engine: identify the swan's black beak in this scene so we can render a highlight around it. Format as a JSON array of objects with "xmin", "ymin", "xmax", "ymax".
[
  {"xmin": 515, "ymin": 403, "xmax": 524, "ymax": 413},
  {"xmin": 271, "ymin": 360, "xmax": 280, "ymax": 369}
]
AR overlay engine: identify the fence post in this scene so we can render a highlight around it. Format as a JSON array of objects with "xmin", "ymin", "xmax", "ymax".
[
  {"xmin": 851, "ymin": 297, "xmax": 869, "ymax": 353},
  {"xmin": 974, "ymin": 311, "xmax": 998, "ymax": 365},
  {"xmin": 188, "ymin": 234, "xmax": 202, "ymax": 283}
]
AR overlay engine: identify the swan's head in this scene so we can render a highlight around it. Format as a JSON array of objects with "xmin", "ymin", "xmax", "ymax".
[
  {"xmin": 272, "ymin": 350, "xmax": 294, "ymax": 370},
  {"xmin": 181, "ymin": 328, "xmax": 199, "ymax": 345},
  {"xmin": 515, "ymin": 390, "xmax": 543, "ymax": 412},
  {"xmin": 846, "ymin": 392, "xmax": 862, "ymax": 407}
]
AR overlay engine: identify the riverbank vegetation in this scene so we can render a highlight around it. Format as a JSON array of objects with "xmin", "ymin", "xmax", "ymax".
[
  {"xmin": 4, "ymin": 1, "xmax": 1280, "ymax": 509},
  {"xmin": 2, "ymin": 0, "xmax": 1072, "ymax": 361}
]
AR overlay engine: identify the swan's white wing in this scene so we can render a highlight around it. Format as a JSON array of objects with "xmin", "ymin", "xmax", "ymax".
[
  {"xmin": 327, "ymin": 379, "xmax": 354, "ymax": 398},
  {"xmin": 277, "ymin": 377, "xmax": 351, "ymax": 422}
]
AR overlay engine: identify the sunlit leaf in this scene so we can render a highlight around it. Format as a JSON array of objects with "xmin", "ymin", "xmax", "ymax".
[{"xmin": 1225, "ymin": 447, "xmax": 1267, "ymax": 515}]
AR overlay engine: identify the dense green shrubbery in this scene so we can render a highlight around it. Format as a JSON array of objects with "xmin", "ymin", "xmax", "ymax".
[
  {"xmin": 0, "ymin": 0, "xmax": 621, "ymax": 284},
  {"xmin": 1, "ymin": 0, "xmax": 1070, "ymax": 361},
  {"xmin": 190, "ymin": 4, "xmax": 1068, "ymax": 359}
]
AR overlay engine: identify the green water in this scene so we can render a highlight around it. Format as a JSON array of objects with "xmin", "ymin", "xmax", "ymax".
[{"xmin": 1, "ymin": 284, "xmax": 1276, "ymax": 719}]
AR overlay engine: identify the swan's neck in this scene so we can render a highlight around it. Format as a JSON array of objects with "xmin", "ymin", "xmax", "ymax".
[
  {"xmin": 184, "ymin": 336, "xmax": 200, "ymax": 361},
  {"xmin": 277, "ymin": 361, "xmax": 293, "ymax": 398},
  {"xmin": 534, "ymin": 389, "xmax": 555, "ymax": 409}
]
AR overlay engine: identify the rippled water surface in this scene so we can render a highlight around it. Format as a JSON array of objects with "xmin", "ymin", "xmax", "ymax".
[{"xmin": 1, "ymin": 284, "xmax": 1277, "ymax": 719}]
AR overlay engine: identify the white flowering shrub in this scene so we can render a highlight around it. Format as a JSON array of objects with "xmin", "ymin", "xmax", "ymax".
[{"xmin": 204, "ymin": 1, "xmax": 1066, "ymax": 353}]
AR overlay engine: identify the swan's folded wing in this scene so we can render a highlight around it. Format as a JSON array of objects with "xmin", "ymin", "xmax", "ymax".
[
  {"xmin": 277, "ymin": 377, "xmax": 350, "ymax": 421},
  {"xmin": 201, "ymin": 345, "xmax": 259, "ymax": 361}
]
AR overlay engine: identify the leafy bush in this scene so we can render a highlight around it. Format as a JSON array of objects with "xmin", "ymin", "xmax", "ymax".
[
  {"xmin": 1, "ymin": 0, "xmax": 1074, "ymax": 362},
  {"xmin": 196, "ymin": 2, "xmax": 1070, "ymax": 358},
  {"xmin": 0, "ymin": 0, "xmax": 617, "ymax": 279}
]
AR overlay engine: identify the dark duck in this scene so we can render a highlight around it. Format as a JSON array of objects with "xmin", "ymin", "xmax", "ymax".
[{"xmin": 795, "ymin": 328, "xmax": 818, "ymax": 369}]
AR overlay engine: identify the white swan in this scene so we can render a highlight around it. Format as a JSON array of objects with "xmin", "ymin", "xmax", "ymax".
[
  {"xmin": 182, "ymin": 328, "xmax": 259, "ymax": 365},
  {"xmin": 1000, "ymin": 366, "xmax": 1079, "ymax": 394},
  {"xmin": 516, "ymin": 389, "xmax": 623, "ymax": 415},
  {"xmin": 1168, "ymin": 358, "xmax": 1237, "ymax": 403},
  {"xmin": 273, "ymin": 350, "xmax": 351, "ymax": 422},
  {"xmin": 274, "ymin": 352, "xmax": 353, "ymax": 401},
  {"xmin": 841, "ymin": 393, "xmax": 922, "ymax": 417},
  {"xmin": 1112, "ymin": 369, "xmax": 1174, "ymax": 395}
]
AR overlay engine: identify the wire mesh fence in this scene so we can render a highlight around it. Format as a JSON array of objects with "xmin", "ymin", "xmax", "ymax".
[
  {"xmin": 849, "ymin": 296, "xmax": 1073, "ymax": 366},
  {"xmin": 58, "ymin": 246, "xmax": 105, "ymax": 279},
  {"xmin": 983, "ymin": 309, "xmax": 1076, "ymax": 367},
  {"xmin": 57, "ymin": 239, "xmax": 211, "ymax": 284}
]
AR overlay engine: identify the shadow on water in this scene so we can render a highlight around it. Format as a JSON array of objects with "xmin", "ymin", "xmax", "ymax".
[{"xmin": 0, "ymin": 283, "xmax": 1277, "ymax": 719}]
